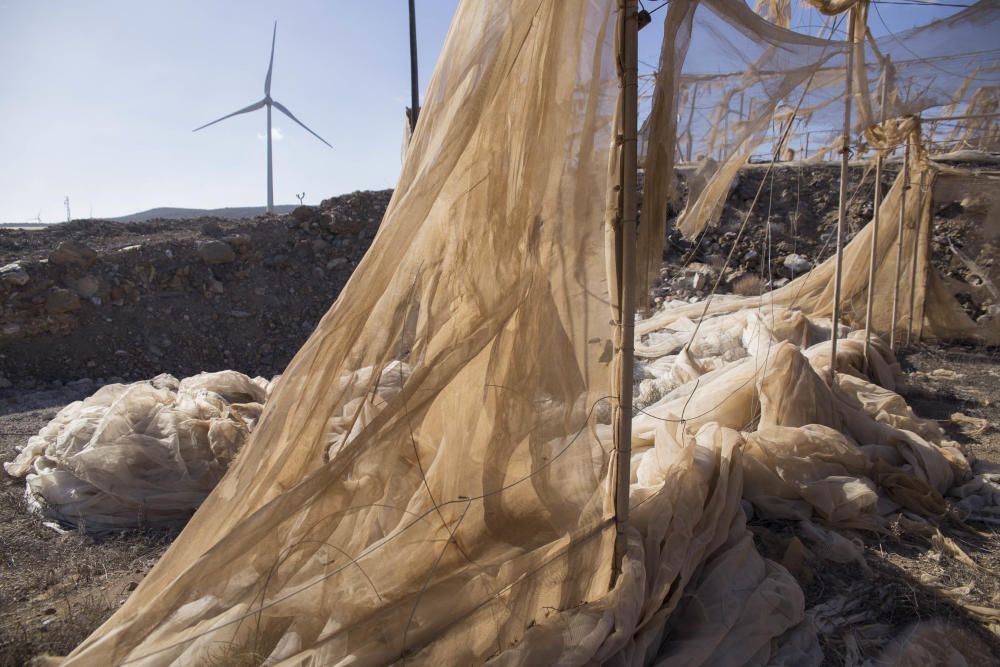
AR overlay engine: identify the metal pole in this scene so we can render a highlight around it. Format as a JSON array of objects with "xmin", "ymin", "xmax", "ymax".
[
  {"xmin": 830, "ymin": 8, "xmax": 857, "ymax": 385},
  {"xmin": 889, "ymin": 138, "xmax": 910, "ymax": 350},
  {"xmin": 612, "ymin": 0, "xmax": 638, "ymax": 589},
  {"xmin": 906, "ymin": 168, "xmax": 926, "ymax": 344},
  {"xmin": 408, "ymin": 0, "xmax": 420, "ymax": 132},
  {"xmin": 863, "ymin": 64, "xmax": 888, "ymax": 373},
  {"xmin": 266, "ymin": 102, "xmax": 274, "ymax": 213}
]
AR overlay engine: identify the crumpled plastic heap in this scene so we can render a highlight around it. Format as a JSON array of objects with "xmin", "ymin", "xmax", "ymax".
[
  {"xmin": 632, "ymin": 302, "xmax": 979, "ymax": 536},
  {"xmin": 5, "ymin": 371, "xmax": 277, "ymax": 532}
]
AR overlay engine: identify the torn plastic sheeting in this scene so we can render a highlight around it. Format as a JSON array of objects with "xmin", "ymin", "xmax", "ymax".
[{"xmin": 4, "ymin": 371, "xmax": 277, "ymax": 532}]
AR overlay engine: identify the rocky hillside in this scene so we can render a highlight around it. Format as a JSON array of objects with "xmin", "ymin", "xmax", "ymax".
[
  {"xmin": 0, "ymin": 191, "xmax": 391, "ymax": 386},
  {"xmin": 2, "ymin": 160, "xmax": 995, "ymax": 386}
]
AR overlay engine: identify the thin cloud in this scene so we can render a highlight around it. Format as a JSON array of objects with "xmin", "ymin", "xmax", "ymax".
[{"xmin": 256, "ymin": 127, "xmax": 284, "ymax": 141}]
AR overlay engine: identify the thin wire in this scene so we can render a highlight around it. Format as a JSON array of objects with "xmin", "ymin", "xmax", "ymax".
[
  {"xmin": 788, "ymin": 162, "xmax": 877, "ymax": 309},
  {"xmin": 116, "ymin": 390, "xmax": 618, "ymax": 665},
  {"xmin": 649, "ymin": 0, "xmax": 670, "ymax": 15},
  {"xmin": 873, "ymin": 3, "xmax": 1000, "ymax": 83},
  {"xmin": 682, "ymin": 15, "xmax": 845, "ymax": 353}
]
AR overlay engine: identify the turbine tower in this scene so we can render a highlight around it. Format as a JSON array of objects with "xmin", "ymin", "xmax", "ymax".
[{"xmin": 193, "ymin": 22, "xmax": 331, "ymax": 213}]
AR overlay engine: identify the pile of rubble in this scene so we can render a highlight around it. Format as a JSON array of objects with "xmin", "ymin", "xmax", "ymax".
[
  {"xmin": 0, "ymin": 191, "xmax": 391, "ymax": 386},
  {"xmin": 653, "ymin": 163, "xmax": 896, "ymax": 305},
  {"xmin": 2, "ymin": 162, "xmax": 993, "ymax": 388}
]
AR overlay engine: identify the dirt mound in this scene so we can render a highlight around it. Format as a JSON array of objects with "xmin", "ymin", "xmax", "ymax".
[
  {"xmin": 654, "ymin": 162, "xmax": 898, "ymax": 304},
  {"xmin": 0, "ymin": 191, "xmax": 391, "ymax": 386},
  {"xmin": 1, "ymin": 161, "xmax": 994, "ymax": 386}
]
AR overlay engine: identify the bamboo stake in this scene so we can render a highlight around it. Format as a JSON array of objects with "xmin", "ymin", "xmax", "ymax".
[
  {"xmin": 907, "ymin": 168, "xmax": 926, "ymax": 344},
  {"xmin": 830, "ymin": 7, "xmax": 857, "ymax": 385},
  {"xmin": 685, "ymin": 81, "xmax": 698, "ymax": 161},
  {"xmin": 863, "ymin": 62, "xmax": 888, "ymax": 373},
  {"xmin": 889, "ymin": 138, "xmax": 910, "ymax": 350},
  {"xmin": 612, "ymin": 0, "xmax": 638, "ymax": 589}
]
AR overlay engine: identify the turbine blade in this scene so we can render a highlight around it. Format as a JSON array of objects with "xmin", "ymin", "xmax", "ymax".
[
  {"xmin": 272, "ymin": 100, "xmax": 332, "ymax": 148},
  {"xmin": 192, "ymin": 99, "xmax": 266, "ymax": 132},
  {"xmin": 265, "ymin": 21, "xmax": 277, "ymax": 97}
]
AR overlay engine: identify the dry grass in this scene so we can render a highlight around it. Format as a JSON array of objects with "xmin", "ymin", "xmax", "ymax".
[{"xmin": 731, "ymin": 273, "xmax": 764, "ymax": 296}]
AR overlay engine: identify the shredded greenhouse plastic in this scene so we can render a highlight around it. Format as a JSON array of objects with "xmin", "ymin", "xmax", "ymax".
[
  {"xmin": 5, "ymin": 371, "xmax": 276, "ymax": 532},
  {"xmin": 38, "ymin": 0, "xmax": 1000, "ymax": 664}
]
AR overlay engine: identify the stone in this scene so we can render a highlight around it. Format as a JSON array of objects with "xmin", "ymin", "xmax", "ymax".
[
  {"xmin": 782, "ymin": 253, "xmax": 812, "ymax": 274},
  {"xmin": 201, "ymin": 220, "xmax": 223, "ymax": 237},
  {"xmin": 326, "ymin": 257, "xmax": 348, "ymax": 269},
  {"xmin": 73, "ymin": 274, "xmax": 100, "ymax": 299},
  {"xmin": 291, "ymin": 206, "xmax": 316, "ymax": 223},
  {"xmin": 222, "ymin": 233, "xmax": 251, "ymax": 248},
  {"xmin": 49, "ymin": 241, "xmax": 97, "ymax": 267},
  {"xmin": 0, "ymin": 262, "xmax": 29, "ymax": 286},
  {"xmin": 197, "ymin": 240, "xmax": 236, "ymax": 265},
  {"xmin": 45, "ymin": 288, "xmax": 81, "ymax": 314}
]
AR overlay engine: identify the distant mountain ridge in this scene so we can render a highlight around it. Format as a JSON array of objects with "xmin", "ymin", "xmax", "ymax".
[{"xmin": 111, "ymin": 204, "xmax": 299, "ymax": 222}]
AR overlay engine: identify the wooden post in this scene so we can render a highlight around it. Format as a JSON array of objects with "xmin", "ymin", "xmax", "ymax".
[
  {"xmin": 685, "ymin": 82, "xmax": 698, "ymax": 161},
  {"xmin": 889, "ymin": 138, "xmax": 910, "ymax": 350},
  {"xmin": 830, "ymin": 8, "xmax": 857, "ymax": 385},
  {"xmin": 863, "ymin": 64, "xmax": 888, "ymax": 373},
  {"xmin": 612, "ymin": 0, "xmax": 638, "ymax": 589},
  {"xmin": 723, "ymin": 104, "xmax": 730, "ymax": 159},
  {"xmin": 906, "ymin": 168, "xmax": 926, "ymax": 345}
]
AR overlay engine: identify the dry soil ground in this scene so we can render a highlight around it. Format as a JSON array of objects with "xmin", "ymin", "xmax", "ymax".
[
  {"xmin": 751, "ymin": 343, "xmax": 1000, "ymax": 664},
  {"xmin": 1, "ymin": 343, "xmax": 999, "ymax": 664}
]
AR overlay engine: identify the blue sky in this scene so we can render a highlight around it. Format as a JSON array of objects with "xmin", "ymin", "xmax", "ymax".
[{"xmin": 0, "ymin": 1, "xmax": 963, "ymax": 221}]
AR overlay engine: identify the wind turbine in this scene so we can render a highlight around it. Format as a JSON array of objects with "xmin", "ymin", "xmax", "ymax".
[{"xmin": 193, "ymin": 21, "xmax": 331, "ymax": 213}]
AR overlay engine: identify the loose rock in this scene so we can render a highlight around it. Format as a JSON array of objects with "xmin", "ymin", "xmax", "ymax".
[
  {"xmin": 45, "ymin": 288, "xmax": 81, "ymax": 314},
  {"xmin": 0, "ymin": 262, "xmax": 29, "ymax": 286},
  {"xmin": 49, "ymin": 241, "xmax": 97, "ymax": 267},
  {"xmin": 197, "ymin": 240, "xmax": 236, "ymax": 265}
]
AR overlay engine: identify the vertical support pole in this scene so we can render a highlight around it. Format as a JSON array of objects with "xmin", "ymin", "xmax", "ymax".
[
  {"xmin": 266, "ymin": 103, "xmax": 274, "ymax": 213},
  {"xmin": 804, "ymin": 131, "xmax": 810, "ymax": 159},
  {"xmin": 830, "ymin": 8, "xmax": 857, "ymax": 385},
  {"xmin": 685, "ymin": 82, "xmax": 698, "ymax": 162},
  {"xmin": 863, "ymin": 64, "xmax": 888, "ymax": 373},
  {"xmin": 723, "ymin": 104, "xmax": 730, "ymax": 159},
  {"xmin": 612, "ymin": 0, "xmax": 638, "ymax": 589},
  {"xmin": 906, "ymin": 168, "xmax": 925, "ymax": 344},
  {"xmin": 408, "ymin": 0, "xmax": 420, "ymax": 132},
  {"xmin": 889, "ymin": 138, "xmax": 910, "ymax": 350}
]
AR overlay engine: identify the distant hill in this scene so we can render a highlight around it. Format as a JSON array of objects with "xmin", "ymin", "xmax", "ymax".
[{"xmin": 111, "ymin": 204, "xmax": 299, "ymax": 222}]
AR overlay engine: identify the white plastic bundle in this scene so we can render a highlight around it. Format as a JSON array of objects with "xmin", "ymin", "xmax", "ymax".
[{"xmin": 5, "ymin": 371, "xmax": 278, "ymax": 532}]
